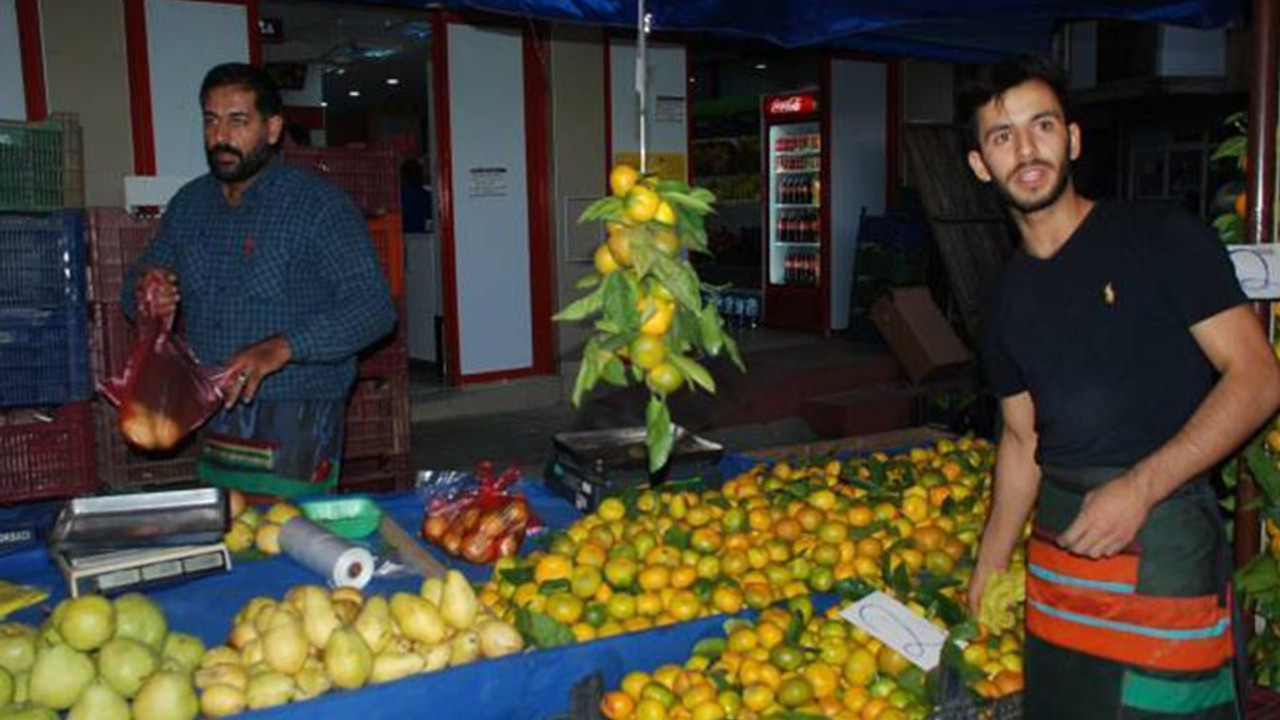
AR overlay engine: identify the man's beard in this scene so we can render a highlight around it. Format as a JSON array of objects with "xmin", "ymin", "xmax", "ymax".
[
  {"xmin": 993, "ymin": 158, "xmax": 1072, "ymax": 215},
  {"xmin": 206, "ymin": 139, "xmax": 273, "ymax": 183}
]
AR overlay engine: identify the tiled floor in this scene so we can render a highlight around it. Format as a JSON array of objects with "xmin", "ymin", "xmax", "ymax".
[{"xmin": 407, "ymin": 328, "xmax": 880, "ymax": 475}]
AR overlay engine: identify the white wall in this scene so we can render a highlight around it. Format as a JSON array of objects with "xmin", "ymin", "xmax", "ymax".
[
  {"xmin": 447, "ymin": 23, "xmax": 533, "ymax": 376},
  {"xmin": 0, "ymin": 0, "xmax": 26, "ymax": 121},
  {"xmin": 609, "ymin": 40, "xmax": 686, "ymax": 174},
  {"xmin": 146, "ymin": 0, "xmax": 248, "ymax": 179},
  {"xmin": 830, "ymin": 58, "xmax": 887, "ymax": 331}
]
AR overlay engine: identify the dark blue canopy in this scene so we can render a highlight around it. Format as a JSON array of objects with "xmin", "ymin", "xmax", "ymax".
[
  {"xmin": 329, "ymin": 0, "xmax": 1241, "ymax": 62},
  {"xmin": 430, "ymin": 0, "xmax": 1242, "ymax": 62}
]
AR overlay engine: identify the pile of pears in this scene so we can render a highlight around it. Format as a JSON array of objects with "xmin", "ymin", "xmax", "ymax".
[
  {"xmin": 0, "ymin": 592, "xmax": 204, "ymax": 720},
  {"xmin": 197, "ymin": 570, "xmax": 522, "ymax": 716}
]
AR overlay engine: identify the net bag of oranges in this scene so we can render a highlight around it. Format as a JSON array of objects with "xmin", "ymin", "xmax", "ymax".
[{"xmin": 419, "ymin": 460, "xmax": 542, "ymax": 564}]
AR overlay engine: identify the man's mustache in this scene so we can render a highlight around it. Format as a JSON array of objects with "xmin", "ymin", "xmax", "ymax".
[{"xmin": 209, "ymin": 144, "xmax": 243, "ymax": 159}]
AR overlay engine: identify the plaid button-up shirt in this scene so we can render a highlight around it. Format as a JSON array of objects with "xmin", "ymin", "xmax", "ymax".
[{"xmin": 123, "ymin": 160, "xmax": 396, "ymax": 401}]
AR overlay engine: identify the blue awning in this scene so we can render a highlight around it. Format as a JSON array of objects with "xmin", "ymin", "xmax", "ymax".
[{"xmin": 320, "ymin": 0, "xmax": 1243, "ymax": 62}]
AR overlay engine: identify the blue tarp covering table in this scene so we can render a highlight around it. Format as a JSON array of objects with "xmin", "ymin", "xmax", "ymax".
[{"xmin": 0, "ymin": 481, "xmax": 753, "ymax": 720}]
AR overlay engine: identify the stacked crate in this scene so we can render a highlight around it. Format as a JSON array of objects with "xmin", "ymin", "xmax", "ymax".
[
  {"xmin": 0, "ymin": 117, "xmax": 96, "ymax": 503},
  {"xmin": 282, "ymin": 147, "xmax": 411, "ymax": 493},
  {"xmin": 85, "ymin": 208, "xmax": 202, "ymax": 491}
]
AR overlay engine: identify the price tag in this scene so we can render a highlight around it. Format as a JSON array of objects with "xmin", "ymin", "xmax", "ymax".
[
  {"xmin": 1229, "ymin": 244, "xmax": 1280, "ymax": 300},
  {"xmin": 839, "ymin": 592, "xmax": 948, "ymax": 671}
]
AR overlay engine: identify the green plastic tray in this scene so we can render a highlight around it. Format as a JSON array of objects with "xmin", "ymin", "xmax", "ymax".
[{"xmin": 300, "ymin": 497, "xmax": 383, "ymax": 538}]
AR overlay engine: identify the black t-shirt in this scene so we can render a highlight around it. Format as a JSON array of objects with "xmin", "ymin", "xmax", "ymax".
[{"xmin": 982, "ymin": 200, "xmax": 1246, "ymax": 468}]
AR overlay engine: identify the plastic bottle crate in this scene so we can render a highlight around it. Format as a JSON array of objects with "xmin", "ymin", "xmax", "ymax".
[
  {"xmin": 344, "ymin": 373, "xmax": 410, "ymax": 460},
  {"xmin": 85, "ymin": 208, "xmax": 160, "ymax": 304},
  {"xmin": 93, "ymin": 400, "xmax": 201, "ymax": 491},
  {"xmin": 281, "ymin": 145, "xmax": 400, "ymax": 218},
  {"xmin": 339, "ymin": 452, "xmax": 411, "ymax": 493},
  {"xmin": 366, "ymin": 213, "xmax": 406, "ymax": 297},
  {"xmin": 0, "ymin": 121, "xmax": 63, "ymax": 212},
  {"xmin": 0, "ymin": 401, "xmax": 96, "ymax": 503}
]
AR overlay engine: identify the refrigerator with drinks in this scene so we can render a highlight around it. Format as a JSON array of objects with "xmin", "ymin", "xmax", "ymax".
[{"xmin": 761, "ymin": 90, "xmax": 825, "ymax": 330}]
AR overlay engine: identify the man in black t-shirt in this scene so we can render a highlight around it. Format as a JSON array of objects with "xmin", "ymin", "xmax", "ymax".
[{"xmin": 960, "ymin": 56, "xmax": 1280, "ymax": 719}]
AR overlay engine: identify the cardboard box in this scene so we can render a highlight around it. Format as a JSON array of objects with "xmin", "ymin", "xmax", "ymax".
[{"xmin": 871, "ymin": 286, "xmax": 972, "ymax": 384}]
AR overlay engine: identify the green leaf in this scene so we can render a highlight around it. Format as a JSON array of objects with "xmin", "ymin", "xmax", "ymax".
[
  {"xmin": 601, "ymin": 271, "xmax": 639, "ymax": 328},
  {"xmin": 1211, "ymin": 134, "xmax": 1248, "ymax": 162},
  {"xmin": 514, "ymin": 608, "xmax": 576, "ymax": 649},
  {"xmin": 678, "ymin": 212, "xmax": 711, "ymax": 254},
  {"xmin": 646, "ymin": 395, "xmax": 674, "ymax": 473},
  {"xmin": 578, "ymin": 196, "xmax": 625, "ymax": 222},
  {"xmin": 662, "ymin": 525, "xmax": 692, "ymax": 549},
  {"xmin": 539, "ymin": 578, "xmax": 571, "ymax": 595},
  {"xmin": 834, "ymin": 577, "xmax": 877, "ymax": 601},
  {"xmin": 667, "ymin": 354, "xmax": 716, "ymax": 394},
  {"xmin": 656, "ymin": 179, "xmax": 691, "ymax": 194},
  {"xmin": 499, "ymin": 566, "xmax": 535, "ymax": 586},
  {"xmin": 1243, "ymin": 433, "xmax": 1280, "ymax": 504},
  {"xmin": 1213, "ymin": 213, "xmax": 1244, "ymax": 244},
  {"xmin": 575, "ymin": 273, "xmax": 602, "ymax": 290},
  {"xmin": 650, "ymin": 254, "xmax": 703, "ymax": 310},
  {"xmin": 698, "ymin": 304, "xmax": 724, "ymax": 356},
  {"xmin": 764, "ymin": 711, "xmax": 827, "ymax": 720},
  {"xmin": 1236, "ymin": 553, "xmax": 1280, "ymax": 596},
  {"xmin": 721, "ymin": 331, "xmax": 745, "ymax": 371},
  {"xmin": 599, "ymin": 354, "xmax": 628, "ymax": 387},
  {"xmin": 662, "ymin": 190, "xmax": 715, "ymax": 216},
  {"xmin": 629, "ymin": 226, "xmax": 659, "ymax": 277},
  {"xmin": 552, "ymin": 285, "xmax": 604, "ymax": 322}
]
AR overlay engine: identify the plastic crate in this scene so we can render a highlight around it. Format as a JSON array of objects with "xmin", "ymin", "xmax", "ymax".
[
  {"xmin": 344, "ymin": 373, "xmax": 410, "ymax": 460},
  {"xmin": 49, "ymin": 113, "xmax": 84, "ymax": 208},
  {"xmin": 280, "ymin": 145, "xmax": 400, "ymax": 218},
  {"xmin": 0, "ymin": 211, "xmax": 87, "ymax": 309},
  {"xmin": 366, "ymin": 213, "xmax": 406, "ymax": 297},
  {"xmin": 0, "ymin": 402, "xmax": 96, "ymax": 503},
  {"xmin": 0, "ymin": 120, "xmax": 63, "ymax": 212},
  {"xmin": 93, "ymin": 400, "xmax": 201, "ymax": 491},
  {"xmin": 85, "ymin": 208, "xmax": 160, "ymax": 304},
  {"xmin": 357, "ymin": 297, "xmax": 407, "ymax": 378},
  {"xmin": 0, "ymin": 308, "xmax": 91, "ymax": 407},
  {"xmin": 88, "ymin": 301, "xmax": 134, "ymax": 385}
]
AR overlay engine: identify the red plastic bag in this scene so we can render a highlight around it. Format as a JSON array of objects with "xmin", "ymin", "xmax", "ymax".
[
  {"xmin": 100, "ymin": 280, "xmax": 225, "ymax": 451},
  {"xmin": 419, "ymin": 460, "xmax": 541, "ymax": 564}
]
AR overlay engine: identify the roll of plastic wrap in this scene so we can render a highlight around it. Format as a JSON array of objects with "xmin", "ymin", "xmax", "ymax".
[{"xmin": 278, "ymin": 517, "xmax": 375, "ymax": 588}]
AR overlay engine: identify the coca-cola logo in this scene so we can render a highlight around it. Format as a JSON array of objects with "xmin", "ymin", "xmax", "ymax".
[{"xmin": 767, "ymin": 94, "xmax": 815, "ymax": 116}]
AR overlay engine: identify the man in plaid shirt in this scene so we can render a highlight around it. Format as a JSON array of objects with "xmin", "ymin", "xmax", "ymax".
[{"xmin": 124, "ymin": 63, "xmax": 395, "ymax": 493}]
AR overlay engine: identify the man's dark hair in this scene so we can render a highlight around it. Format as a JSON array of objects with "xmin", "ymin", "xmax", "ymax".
[
  {"xmin": 956, "ymin": 55, "xmax": 1070, "ymax": 149},
  {"xmin": 199, "ymin": 62, "xmax": 283, "ymax": 119}
]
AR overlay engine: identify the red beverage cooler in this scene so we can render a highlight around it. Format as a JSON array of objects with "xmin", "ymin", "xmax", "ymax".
[{"xmin": 761, "ymin": 90, "xmax": 825, "ymax": 331}]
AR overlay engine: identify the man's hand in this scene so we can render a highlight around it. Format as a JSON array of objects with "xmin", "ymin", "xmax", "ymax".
[
  {"xmin": 968, "ymin": 559, "xmax": 1001, "ymax": 617},
  {"xmin": 1057, "ymin": 474, "xmax": 1154, "ymax": 558},
  {"xmin": 221, "ymin": 336, "xmax": 291, "ymax": 408},
  {"xmin": 137, "ymin": 268, "xmax": 180, "ymax": 318}
]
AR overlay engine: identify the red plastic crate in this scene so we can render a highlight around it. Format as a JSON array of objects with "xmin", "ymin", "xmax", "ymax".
[
  {"xmin": 88, "ymin": 301, "xmax": 135, "ymax": 385},
  {"xmin": 0, "ymin": 401, "xmax": 96, "ymax": 503},
  {"xmin": 357, "ymin": 297, "xmax": 407, "ymax": 378},
  {"xmin": 84, "ymin": 208, "xmax": 160, "ymax": 305},
  {"xmin": 93, "ymin": 400, "xmax": 200, "ymax": 491},
  {"xmin": 366, "ymin": 214, "xmax": 405, "ymax": 298},
  {"xmin": 344, "ymin": 373, "xmax": 410, "ymax": 461},
  {"xmin": 281, "ymin": 145, "xmax": 400, "ymax": 218}
]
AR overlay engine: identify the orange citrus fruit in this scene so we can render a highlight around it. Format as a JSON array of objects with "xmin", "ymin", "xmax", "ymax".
[
  {"xmin": 625, "ymin": 185, "xmax": 661, "ymax": 223},
  {"xmin": 610, "ymin": 164, "xmax": 641, "ymax": 197},
  {"xmin": 601, "ymin": 690, "xmax": 637, "ymax": 720},
  {"xmin": 646, "ymin": 362, "xmax": 685, "ymax": 395},
  {"xmin": 637, "ymin": 296, "xmax": 675, "ymax": 336},
  {"xmin": 630, "ymin": 334, "xmax": 667, "ymax": 371},
  {"xmin": 595, "ymin": 243, "xmax": 621, "ymax": 274},
  {"xmin": 654, "ymin": 200, "xmax": 677, "ymax": 225}
]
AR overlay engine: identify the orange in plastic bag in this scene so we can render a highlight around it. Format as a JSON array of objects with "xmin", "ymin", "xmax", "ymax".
[
  {"xmin": 421, "ymin": 461, "xmax": 539, "ymax": 564},
  {"xmin": 99, "ymin": 277, "xmax": 226, "ymax": 450}
]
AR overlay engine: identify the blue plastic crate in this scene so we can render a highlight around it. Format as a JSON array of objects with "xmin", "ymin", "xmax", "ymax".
[
  {"xmin": 0, "ymin": 212, "xmax": 89, "ymax": 407},
  {"xmin": 0, "ymin": 122, "xmax": 63, "ymax": 212},
  {"xmin": 0, "ymin": 308, "xmax": 90, "ymax": 407},
  {"xmin": 0, "ymin": 212, "xmax": 86, "ymax": 309}
]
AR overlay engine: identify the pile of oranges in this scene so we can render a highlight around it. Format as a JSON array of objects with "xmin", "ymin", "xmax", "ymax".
[
  {"xmin": 477, "ymin": 438, "xmax": 1026, "ymax": 716},
  {"xmin": 598, "ymin": 599, "xmax": 1022, "ymax": 720}
]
